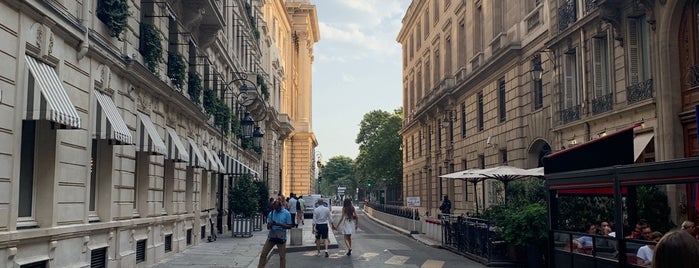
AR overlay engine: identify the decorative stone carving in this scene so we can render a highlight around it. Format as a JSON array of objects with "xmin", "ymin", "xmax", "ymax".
[{"xmin": 600, "ymin": 4, "xmax": 624, "ymax": 46}]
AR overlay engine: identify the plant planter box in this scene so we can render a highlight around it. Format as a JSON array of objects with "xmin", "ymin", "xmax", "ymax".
[{"xmin": 232, "ymin": 217, "xmax": 253, "ymax": 238}]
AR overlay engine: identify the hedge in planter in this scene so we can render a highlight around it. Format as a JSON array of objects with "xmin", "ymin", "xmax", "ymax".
[
  {"xmin": 229, "ymin": 173, "xmax": 259, "ymax": 218},
  {"xmin": 188, "ymin": 72, "xmax": 202, "ymax": 104},
  {"xmin": 167, "ymin": 52, "xmax": 186, "ymax": 89},
  {"xmin": 139, "ymin": 23, "xmax": 163, "ymax": 74}
]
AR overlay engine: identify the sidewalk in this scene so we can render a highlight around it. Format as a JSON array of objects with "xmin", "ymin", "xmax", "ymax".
[{"xmin": 151, "ymin": 215, "xmax": 338, "ymax": 268}]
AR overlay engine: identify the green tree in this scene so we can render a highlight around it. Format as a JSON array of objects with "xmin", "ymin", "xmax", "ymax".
[
  {"xmin": 318, "ymin": 156, "xmax": 354, "ymax": 197},
  {"xmin": 354, "ymin": 109, "xmax": 403, "ymax": 191}
]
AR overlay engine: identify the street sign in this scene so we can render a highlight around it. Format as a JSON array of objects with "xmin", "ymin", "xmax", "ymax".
[
  {"xmin": 337, "ymin": 186, "xmax": 346, "ymax": 195},
  {"xmin": 406, "ymin": 196, "xmax": 421, "ymax": 207}
]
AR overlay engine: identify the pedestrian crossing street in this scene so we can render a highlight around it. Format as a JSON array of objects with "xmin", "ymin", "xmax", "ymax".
[{"xmin": 302, "ymin": 250, "xmax": 446, "ymax": 267}]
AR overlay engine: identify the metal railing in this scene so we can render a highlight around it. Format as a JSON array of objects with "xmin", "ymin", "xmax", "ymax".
[
  {"xmin": 441, "ymin": 215, "xmax": 516, "ymax": 266},
  {"xmin": 365, "ymin": 203, "xmax": 419, "ymax": 220}
]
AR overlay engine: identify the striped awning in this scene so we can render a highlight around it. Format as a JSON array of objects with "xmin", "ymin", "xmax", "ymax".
[
  {"xmin": 201, "ymin": 146, "xmax": 224, "ymax": 173},
  {"xmin": 24, "ymin": 55, "xmax": 81, "ymax": 129},
  {"xmin": 165, "ymin": 127, "xmax": 189, "ymax": 162},
  {"xmin": 222, "ymin": 154, "xmax": 234, "ymax": 175},
  {"xmin": 136, "ymin": 112, "xmax": 166, "ymax": 155},
  {"xmin": 187, "ymin": 138, "xmax": 206, "ymax": 168},
  {"xmin": 231, "ymin": 158, "xmax": 259, "ymax": 177},
  {"xmin": 211, "ymin": 150, "xmax": 226, "ymax": 173},
  {"xmin": 94, "ymin": 91, "xmax": 132, "ymax": 144}
]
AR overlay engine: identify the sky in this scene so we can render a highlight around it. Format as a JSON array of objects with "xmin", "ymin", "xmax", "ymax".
[{"xmin": 311, "ymin": 0, "xmax": 410, "ymax": 161}]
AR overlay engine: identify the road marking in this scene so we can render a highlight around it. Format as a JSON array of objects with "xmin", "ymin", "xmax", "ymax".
[
  {"xmin": 421, "ymin": 260, "xmax": 445, "ymax": 268},
  {"xmin": 385, "ymin": 255, "xmax": 410, "ymax": 265}
]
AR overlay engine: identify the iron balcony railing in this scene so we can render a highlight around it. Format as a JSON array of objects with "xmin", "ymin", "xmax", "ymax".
[
  {"xmin": 626, "ymin": 79, "xmax": 653, "ymax": 104},
  {"xmin": 591, "ymin": 93, "xmax": 613, "ymax": 115},
  {"xmin": 560, "ymin": 104, "xmax": 581, "ymax": 124},
  {"xmin": 558, "ymin": 0, "xmax": 577, "ymax": 32},
  {"xmin": 441, "ymin": 215, "xmax": 516, "ymax": 265},
  {"xmin": 584, "ymin": 0, "xmax": 599, "ymax": 15}
]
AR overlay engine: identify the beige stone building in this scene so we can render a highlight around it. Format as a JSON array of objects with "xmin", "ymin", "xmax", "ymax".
[
  {"xmin": 399, "ymin": 0, "xmax": 698, "ymax": 219},
  {"xmin": 281, "ymin": 0, "xmax": 319, "ymax": 197},
  {"xmin": 0, "ymin": 0, "xmax": 317, "ymax": 267}
]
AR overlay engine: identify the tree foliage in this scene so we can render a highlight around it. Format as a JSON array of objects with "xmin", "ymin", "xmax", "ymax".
[
  {"xmin": 229, "ymin": 174, "xmax": 259, "ymax": 217},
  {"xmin": 354, "ymin": 109, "xmax": 403, "ymax": 189},
  {"xmin": 318, "ymin": 156, "xmax": 354, "ymax": 197}
]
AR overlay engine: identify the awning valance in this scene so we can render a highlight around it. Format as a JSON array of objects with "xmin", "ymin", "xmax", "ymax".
[
  {"xmin": 201, "ymin": 146, "xmax": 224, "ymax": 173},
  {"xmin": 187, "ymin": 138, "xmax": 206, "ymax": 168},
  {"xmin": 24, "ymin": 55, "xmax": 81, "ymax": 129},
  {"xmin": 165, "ymin": 127, "xmax": 189, "ymax": 162},
  {"xmin": 94, "ymin": 91, "xmax": 132, "ymax": 144},
  {"xmin": 136, "ymin": 112, "xmax": 166, "ymax": 155}
]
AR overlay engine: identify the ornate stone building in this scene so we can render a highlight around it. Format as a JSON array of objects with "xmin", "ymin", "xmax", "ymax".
[
  {"xmin": 281, "ymin": 0, "xmax": 319, "ymax": 197},
  {"xmin": 398, "ymin": 0, "xmax": 698, "ymax": 219},
  {"xmin": 0, "ymin": 0, "xmax": 316, "ymax": 267}
]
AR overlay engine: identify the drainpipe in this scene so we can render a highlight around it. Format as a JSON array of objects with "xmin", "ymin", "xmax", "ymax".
[{"xmin": 77, "ymin": 0, "xmax": 90, "ymax": 60}]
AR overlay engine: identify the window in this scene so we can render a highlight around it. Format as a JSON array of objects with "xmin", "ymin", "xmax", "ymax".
[
  {"xmin": 186, "ymin": 228, "xmax": 192, "ymax": 245},
  {"xmin": 419, "ymin": 131, "xmax": 423, "ymax": 155},
  {"xmin": 477, "ymin": 92, "xmax": 484, "ymax": 131},
  {"xmin": 20, "ymin": 260, "xmax": 47, "ymax": 268},
  {"xmin": 492, "ymin": 0, "xmax": 505, "ymax": 34},
  {"xmin": 18, "ymin": 121, "xmax": 37, "ymax": 226},
  {"xmin": 424, "ymin": 9, "xmax": 430, "ymax": 36},
  {"xmin": 445, "ymin": 37, "xmax": 452, "ymax": 76},
  {"xmin": 165, "ymin": 234, "xmax": 172, "ymax": 252},
  {"xmin": 474, "ymin": 5, "xmax": 483, "ymax": 53},
  {"xmin": 434, "ymin": 49, "xmax": 440, "ymax": 85},
  {"xmin": 136, "ymin": 239, "xmax": 146, "ymax": 263},
  {"xmin": 498, "ymin": 78, "xmax": 506, "ymax": 123},
  {"xmin": 458, "ymin": 20, "xmax": 467, "ymax": 68},
  {"xmin": 90, "ymin": 139, "xmax": 113, "ymax": 222},
  {"xmin": 563, "ymin": 50, "xmax": 580, "ymax": 109},
  {"xmin": 134, "ymin": 152, "xmax": 149, "ymax": 217},
  {"xmin": 424, "ymin": 61, "xmax": 430, "ymax": 92},
  {"xmin": 627, "ymin": 18, "xmax": 651, "ymax": 86},
  {"xmin": 411, "ymin": 135, "xmax": 415, "ymax": 159},
  {"xmin": 593, "ymin": 36, "xmax": 611, "ymax": 97},
  {"xmin": 532, "ymin": 55, "xmax": 544, "ymax": 110},
  {"xmin": 91, "ymin": 247, "xmax": 107, "ymax": 268},
  {"xmin": 478, "ymin": 154, "xmax": 485, "ymax": 169},
  {"xmin": 437, "ymin": 122, "xmax": 442, "ymax": 149},
  {"xmin": 433, "ymin": 0, "xmax": 439, "ymax": 24},
  {"xmin": 460, "ymin": 103, "xmax": 467, "ymax": 138},
  {"xmin": 416, "ymin": 24, "xmax": 421, "ymax": 49},
  {"xmin": 500, "ymin": 149, "xmax": 508, "ymax": 164}
]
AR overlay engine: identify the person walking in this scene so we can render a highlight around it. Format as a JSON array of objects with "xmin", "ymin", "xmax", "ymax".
[
  {"xmin": 297, "ymin": 195, "xmax": 305, "ymax": 225},
  {"xmin": 257, "ymin": 200, "xmax": 292, "ymax": 268},
  {"xmin": 333, "ymin": 198, "xmax": 358, "ymax": 256},
  {"xmin": 312, "ymin": 198, "xmax": 332, "ymax": 257},
  {"xmin": 439, "ymin": 195, "xmax": 451, "ymax": 215},
  {"xmin": 288, "ymin": 193, "xmax": 298, "ymax": 228}
]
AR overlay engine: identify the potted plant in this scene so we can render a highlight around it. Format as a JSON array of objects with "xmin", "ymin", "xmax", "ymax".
[
  {"xmin": 251, "ymin": 180, "xmax": 269, "ymax": 231},
  {"xmin": 229, "ymin": 173, "xmax": 258, "ymax": 237}
]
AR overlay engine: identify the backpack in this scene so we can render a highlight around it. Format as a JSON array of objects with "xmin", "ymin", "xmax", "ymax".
[{"xmin": 296, "ymin": 198, "xmax": 302, "ymax": 210}]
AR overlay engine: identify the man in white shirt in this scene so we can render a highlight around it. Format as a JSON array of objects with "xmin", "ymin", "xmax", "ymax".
[
  {"xmin": 313, "ymin": 198, "xmax": 331, "ymax": 257},
  {"xmin": 288, "ymin": 193, "xmax": 298, "ymax": 228}
]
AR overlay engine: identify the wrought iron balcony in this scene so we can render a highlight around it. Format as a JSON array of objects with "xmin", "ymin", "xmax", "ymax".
[
  {"xmin": 688, "ymin": 65, "xmax": 699, "ymax": 88},
  {"xmin": 558, "ymin": 0, "xmax": 578, "ymax": 32},
  {"xmin": 585, "ymin": 0, "xmax": 599, "ymax": 15},
  {"xmin": 591, "ymin": 93, "xmax": 613, "ymax": 115},
  {"xmin": 626, "ymin": 79, "xmax": 653, "ymax": 104},
  {"xmin": 560, "ymin": 104, "xmax": 581, "ymax": 124}
]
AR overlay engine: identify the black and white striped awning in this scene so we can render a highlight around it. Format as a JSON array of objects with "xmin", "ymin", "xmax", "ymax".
[
  {"xmin": 227, "ymin": 158, "xmax": 259, "ymax": 177},
  {"xmin": 165, "ymin": 127, "xmax": 189, "ymax": 162},
  {"xmin": 24, "ymin": 55, "xmax": 81, "ymax": 129},
  {"xmin": 201, "ymin": 146, "xmax": 224, "ymax": 173},
  {"xmin": 136, "ymin": 112, "xmax": 166, "ymax": 155},
  {"xmin": 94, "ymin": 91, "xmax": 132, "ymax": 144},
  {"xmin": 187, "ymin": 138, "xmax": 206, "ymax": 168}
]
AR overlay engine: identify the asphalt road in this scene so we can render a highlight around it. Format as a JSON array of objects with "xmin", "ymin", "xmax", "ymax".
[{"xmin": 264, "ymin": 208, "xmax": 487, "ymax": 268}]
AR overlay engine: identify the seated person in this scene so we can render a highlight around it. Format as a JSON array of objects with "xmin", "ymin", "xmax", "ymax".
[
  {"xmin": 573, "ymin": 224, "xmax": 598, "ymax": 253},
  {"xmin": 636, "ymin": 231, "xmax": 662, "ymax": 266}
]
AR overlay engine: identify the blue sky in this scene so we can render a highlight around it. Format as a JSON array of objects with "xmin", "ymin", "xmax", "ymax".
[{"xmin": 311, "ymin": 0, "xmax": 410, "ymax": 161}]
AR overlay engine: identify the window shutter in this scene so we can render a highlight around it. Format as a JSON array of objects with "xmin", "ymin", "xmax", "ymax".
[
  {"xmin": 627, "ymin": 19, "xmax": 641, "ymax": 85},
  {"xmin": 564, "ymin": 53, "xmax": 576, "ymax": 108},
  {"xmin": 91, "ymin": 247, "xmax": 107, "ymax": 268},
  {"xmin": 593, "ymin": 39, "xmax": 604, "ymax": 97},
  {"xmin": 136, "ymin": 240, "xmax": 146, "ymax": 263}
]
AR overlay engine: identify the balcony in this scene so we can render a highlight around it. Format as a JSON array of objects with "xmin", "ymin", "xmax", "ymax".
[
  {"xmin": 626, "ymin": 79, "xmax": 653, "ymax": 104},
  {"xmin": 558, "ymin": 0, "xmax": 577, "ymax": 32},
  {"xmin": 560, "ymin": 105, "xmax": 581, "ymax": 124},
  {"xmin": 182, "ymin": 0, "xmax": 225, "ymax": 47},
  {"xmin": 688, "ymin": 65, "xmax": 699, "ymax": 88},
  {"xmin": 591, "ymin": 93, "xmax": 613, "ymax": 115}
]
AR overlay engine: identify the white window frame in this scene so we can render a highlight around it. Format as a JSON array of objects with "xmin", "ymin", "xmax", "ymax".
[
  {"xmin": 626, "ymin": 17, "xmax": 651, "ymax": 85},
  {"xmin": 563, "ymin": 50, "xmax": 581, "ymax": 109},
  {"xmin": 592, "ymin": 35, "xmax": 612, "ymax": 97}
]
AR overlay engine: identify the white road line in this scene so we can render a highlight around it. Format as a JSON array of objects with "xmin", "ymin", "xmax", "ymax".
[
  {"xmin": 385, "ymin": 255, "xmax": 410, "ymax": 265},
  {"xmin": 421, "ymin": 259, "xmax": 445, "ymax": 268}
]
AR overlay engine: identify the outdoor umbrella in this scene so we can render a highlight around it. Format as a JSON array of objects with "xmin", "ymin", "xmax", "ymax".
[
  {"xmin": 477, "ymin": 166, "xmax": 544, "ymax": 205},
  {"xmin": 439, "ymin": 169, "xmax": 487, "ymax": 215}
]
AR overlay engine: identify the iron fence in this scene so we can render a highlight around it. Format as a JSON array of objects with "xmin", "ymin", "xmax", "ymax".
[
  {"xmin": 366, "ymin": 202, "xmax": 420, "ymax": 220},
  {"xmin": 441, "ymin": 215, "xmax": 517, "ymax": 266}
]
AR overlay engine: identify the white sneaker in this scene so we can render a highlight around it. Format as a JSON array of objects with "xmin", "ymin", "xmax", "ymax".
[{"xmin": 316, "ymin": 252, "xmax": 322, "ymax": 257}]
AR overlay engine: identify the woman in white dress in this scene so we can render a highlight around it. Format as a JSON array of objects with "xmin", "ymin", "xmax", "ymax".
[{"xmin": 333, "ymin": 199, "xmax": 358, "ymax": 256}]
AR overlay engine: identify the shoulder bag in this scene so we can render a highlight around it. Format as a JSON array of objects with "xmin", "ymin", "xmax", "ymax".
[{"xmin": 268, "ymin": 211, "xmax": 286, "ymax": 244}]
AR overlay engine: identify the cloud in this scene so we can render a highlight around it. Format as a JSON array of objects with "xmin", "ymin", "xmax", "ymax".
[{"xmin": 341, "ymin": 72, "xmax": 356, "ymax": 82}]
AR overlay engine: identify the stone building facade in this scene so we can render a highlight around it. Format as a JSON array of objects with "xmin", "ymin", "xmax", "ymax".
[
  {"xmin": 399, "ymin": 0, "xmax": 698, "ymax": 219},
  {"xmin": 0, "ymin": 0, "xmax": 317, "ymax": 267}
]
